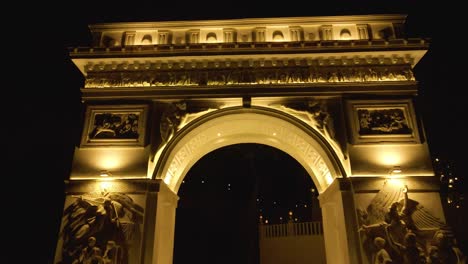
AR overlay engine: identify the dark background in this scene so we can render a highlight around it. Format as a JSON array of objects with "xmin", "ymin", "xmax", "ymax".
[{"xmin": 7, "ymin": 0, "xmax": 464, "ymax": 263}]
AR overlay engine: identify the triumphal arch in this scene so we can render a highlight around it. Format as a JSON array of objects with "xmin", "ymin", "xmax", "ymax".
[{"xmin": 55, "ymin": 14, "xmax": 460, "ymax": 264}]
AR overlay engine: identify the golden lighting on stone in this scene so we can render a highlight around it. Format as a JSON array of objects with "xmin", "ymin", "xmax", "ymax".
[
  {"xmin": 379, "ymin": 151, "xmax": 402, "ymax": 166},
  {"xmin": 100, "ymin": 154, "xmax": 123, "ymax": 170},
  {"xmin": 387, "ymin": 178, "xmax": 405, "ymax": 188},
  {"xmin": 164, "ymin": 173, "xmax": 173, "ymax": 185},
  {"xmin": 325, "ymin": 172, "xmax": 334, "ymax": 185},
  {"xmin": 98, "ymin": 179, "xmax": 114, "ymax": 191}
]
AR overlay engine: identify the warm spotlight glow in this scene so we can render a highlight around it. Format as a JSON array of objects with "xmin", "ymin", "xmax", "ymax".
[
  {"xmin": 164, "ymin": 173, "xmax": 173, "ymax": 185},
  {"xmin": 387, "ymin": 178, "xmax": 404, "ymax": 188},
  {"xmin": 325, "ymin": 172, "xmax": 333, "ymax": 185},
  {"xmin": 379, "ymin": 152, "xmax": 402, "ymax": 166},
  {"xmin": 100, "ymin": 156, "xmax": 121, "ymax": 169},
  {"xmin": 99, "ymin": 180, "xmax": 114, "ymax": 190}
]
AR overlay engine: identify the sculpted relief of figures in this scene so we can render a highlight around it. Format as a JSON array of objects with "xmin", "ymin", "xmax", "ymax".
[
  {"xmin": 270, "ymin": 99, "xmax": 347, "ymax": 161},
  {"xmin": 357, "ymin": 181, "xmax": 466, "ymax": 264},
  {"xmin": 160, "ymin": 102, "xmax": 188, "ymax": 143},
  {"xmin": 84, "ymin": 65, "xmax": 415, "ymax": 88},
  {"xmin": 55, "ymin": 192, "xmax": 145, "ymax": 264},
  {"xmin": 273, "ymin": 100, "xmax": 336, "ymax": 141},
  {"xmin": 159, "ymin": 101, "xmax": 219, "ymax": 144}
]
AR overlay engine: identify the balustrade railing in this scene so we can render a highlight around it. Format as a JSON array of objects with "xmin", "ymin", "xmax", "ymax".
[{"xmin": 259, "ymin": 221, "xmax": 323, "ymax": 238}]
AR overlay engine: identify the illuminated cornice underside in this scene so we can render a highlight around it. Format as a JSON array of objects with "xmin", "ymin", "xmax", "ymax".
[
  {"xmin": 71, "ymin": 39, "xmax": 428, "ymax": 72},
  {"xmin": 154, "ymin": 110, "xmax": 343, "ymax": 194}
]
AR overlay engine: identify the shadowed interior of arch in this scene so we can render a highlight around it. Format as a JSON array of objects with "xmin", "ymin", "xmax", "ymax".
[{"xmin": 173, "ymin": 143, "xmax": 320, "ymax": 264}]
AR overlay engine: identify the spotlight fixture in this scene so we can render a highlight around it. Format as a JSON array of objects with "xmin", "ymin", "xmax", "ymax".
[
  {"xmin": 100, "ymin": 170, "xmax": 111, "ymax": 177},
  {"xmin": 390, "ymin": 166, "xmax": 402, "ymax": 175}
]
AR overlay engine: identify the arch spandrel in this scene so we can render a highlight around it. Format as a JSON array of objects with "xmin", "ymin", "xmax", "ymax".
[{"xmin": 151, "ymin": 107, "xmax": 347, "ymax": 194}]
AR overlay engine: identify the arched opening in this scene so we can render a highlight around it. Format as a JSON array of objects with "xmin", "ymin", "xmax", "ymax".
[
  {"xmin": 149, "ymin": 107, "xmax": 353, "ymax": 264},
  {"xmin": 206, "ymin": 32, "xmax": 217, "ymax": 42},
  {"xmin": 173, "ymin": 143, "xmax": 322, "ymax": 264},
  {"xmin": 272, "ymin": 30, "xmax": 284, "ymax": 41},
  {"xmin": 141, "ymin": 34, "xmax": 153, "ymax": 44},
  {"xmin": 340, "ymin": 29, "xmax": 352, "ymax": 40}
]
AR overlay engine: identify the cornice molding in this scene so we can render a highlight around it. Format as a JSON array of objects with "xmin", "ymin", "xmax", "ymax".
[
  {"xmin": 69, "ymin": 41, "xmax": 428, "ymax": 76},
  {"xmin": 70, "ymin": 39, "xmax": 428, "ymax": 60},
  {"xmin": 89, "ymin": 14, "xmax": 407, "ymax": 31}
]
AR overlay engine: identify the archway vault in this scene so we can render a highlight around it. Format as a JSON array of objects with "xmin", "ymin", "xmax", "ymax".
[{"xmin": 151, "ymin": 106, "xmax": 348, "ymax": 194}]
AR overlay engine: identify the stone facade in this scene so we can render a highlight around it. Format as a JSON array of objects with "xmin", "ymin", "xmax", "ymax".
[{"xmin": 54, "ymin": 15, "xmax": 464, "ymax": 264}]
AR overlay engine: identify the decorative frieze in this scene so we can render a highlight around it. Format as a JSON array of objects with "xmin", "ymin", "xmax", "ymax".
[{"xmin": 84, "ymin": 65, "xmax": 414, "ymax": 88}]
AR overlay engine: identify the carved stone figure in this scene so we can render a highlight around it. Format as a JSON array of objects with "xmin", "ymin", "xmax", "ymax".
[
  {"xmin": 160, "ymin": 102, "xmax": 187, "ymax": 143},
  {"xmin": 358, "ymin": 182, "xmax": 465, "ymax": 264},
  {"xmin": 373, "ymin": 236, "xmax": 392, "ymax": 264},
  {"xmin": 58, "ymin": 192, "xmax": 144, "ymax": 264},
  {"xmin": 308, "ymin": 100, "xmax": 335, "ymax": 140},
  {"xmin": 428, "ymin": 230, "xmax": 466, "ymax": 263}
]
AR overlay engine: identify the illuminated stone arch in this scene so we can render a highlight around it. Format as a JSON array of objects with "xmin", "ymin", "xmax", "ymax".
[{"xmin": 152, "ymin": 106, "xmax": 347, "ymax": 194}]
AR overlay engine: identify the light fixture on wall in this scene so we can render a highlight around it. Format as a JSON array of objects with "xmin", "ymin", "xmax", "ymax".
[
  {"xmin": 99, "ymin": 170, "xmax": 111, "ymax": 177},
  {"xmin": 390, "ymin": 166, "xmax": 402, "ymax": 175},
  {"xmin": 387, "ymin": 166, "xmax": 405, "ymax": 188}
]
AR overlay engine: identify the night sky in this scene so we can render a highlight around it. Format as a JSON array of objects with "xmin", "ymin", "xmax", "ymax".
[{"xmin": 9, "ymin": 1, "xmax": 464, "ymax": 263}]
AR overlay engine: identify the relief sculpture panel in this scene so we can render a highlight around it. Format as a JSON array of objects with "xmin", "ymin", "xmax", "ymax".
[
  {"xmin": 55, "ymin": 192, "xmax": 145, "ymax": 264},
  {"xmin": 84, "ymin": 65, "xmax": 415, "ymax": 88},
  {"xmin": 356, "ymin": 181, "xmax": 465, "ymax": 263}
]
